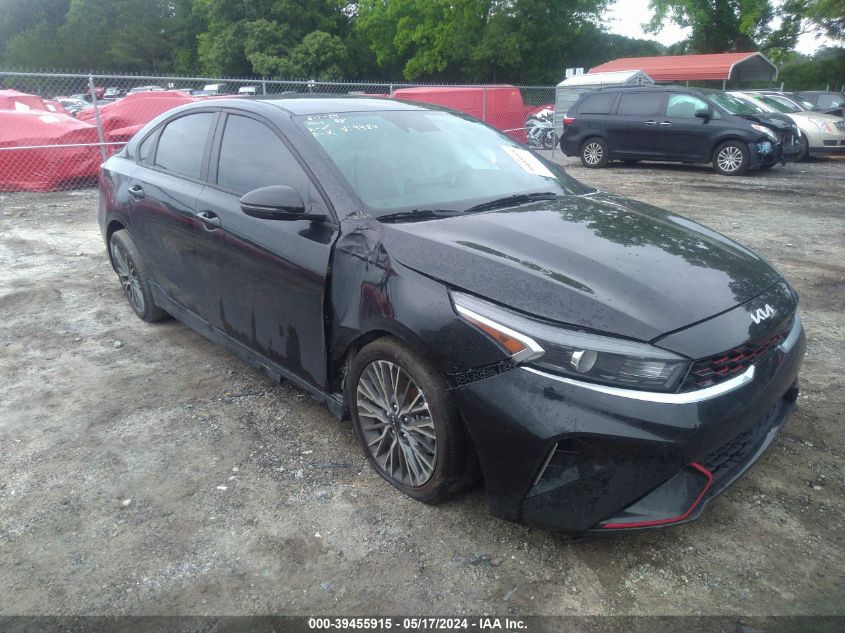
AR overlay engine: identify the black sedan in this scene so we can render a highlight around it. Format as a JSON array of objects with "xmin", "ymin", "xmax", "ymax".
[{"xmin": 98, "ymin": 96, "xmax": 805, "ymax": 535}]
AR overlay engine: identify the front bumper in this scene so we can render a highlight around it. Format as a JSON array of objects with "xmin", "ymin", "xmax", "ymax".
[{"xmin": 454, "ymin": 315, "xmax": 805, "ymax": 535}]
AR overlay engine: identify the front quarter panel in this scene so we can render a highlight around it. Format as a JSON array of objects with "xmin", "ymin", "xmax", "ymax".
[{"xmin": 327, "ymin": 214, "xmax": 510, "ymax": 395}]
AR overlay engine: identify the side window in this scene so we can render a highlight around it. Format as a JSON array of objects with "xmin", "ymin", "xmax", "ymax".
[
  {"xmin": 216, "ymin": 114, "xmax": 308, "ymax": 196},
  {"xmin": 578, "ymin": 93, "xmax": 616, "ymax": 114},
  {"xmin": 154, "ymin": 112, "xmax": 214, "ymax": 179},
  {"xmin": 818, "ymin": 94, "xmax": 843, "ymax": 108},
  {"xmin": 137, "ymin": 131, "xmax": 156, "ymax": 165},
  {"xmin": 666, "ymin": 93, "xmax": 709, "ymax": 118},
  {"xmin": 617, "ymin": 92, "xmax": 664, "ymax": 116}
]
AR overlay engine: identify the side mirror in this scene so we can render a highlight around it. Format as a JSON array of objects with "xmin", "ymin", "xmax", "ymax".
[
  {"xmin": 240, "ymin": 185, "xmax": 324, "ymax": 221},
  {"xmin": 694, "ymin": 109, "xmax": 711, "ymax": 121}
]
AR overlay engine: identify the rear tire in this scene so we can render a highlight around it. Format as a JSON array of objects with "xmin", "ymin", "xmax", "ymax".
[
  {"xmin": 713, "ymin": 141, "xmax": 750, "ymax": 176},
  {"xmin": 580, "ymin": 137, "xmax": 609, "ymax": 168},
  {"xmin": 346, "ymin": 337, "xmax": 478, "ymax": 504},
  {"xmin": 109, "ymin": 230, "xmax": 168, "ymax": 322}
]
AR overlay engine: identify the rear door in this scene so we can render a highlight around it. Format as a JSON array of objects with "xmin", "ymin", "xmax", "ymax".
[
  {"xmin": 193, "ymin": 110, "xmax": 338, "ymax": 388},
  {"xmin": 606, "ymin": 91, "xmax": 667, "ymax": 158},
  {"xmin": 660, "ymin": 92, "xmax": 713, "ymax": 161},
  {"xmin": 127, "ymin": 109, "xmax": 217, "ymax": 314}
]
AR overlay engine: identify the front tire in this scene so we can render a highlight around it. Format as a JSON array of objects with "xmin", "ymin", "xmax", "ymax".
[
  {"xmin": 347, "ymin": 337, "xmax": 477, "ymax": 504},
  {"xmin": 713, "ymin": 141, "xmax": 750, "ymax": 176},
  {"xmin": 580, "ymin": 137, "xmax": 609, "ymax": 168},
  {"xmin": 796, "ymin": 133, "xmax": 810, "ymax": 161},
  {"xmin": 109, "ymin": 230, "xmax": 167, "ymax": 322}
]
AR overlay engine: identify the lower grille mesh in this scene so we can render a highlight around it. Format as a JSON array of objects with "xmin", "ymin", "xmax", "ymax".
[{"xmin": 700, "ymin": 399, "xmax": 783, "ymax": 478}]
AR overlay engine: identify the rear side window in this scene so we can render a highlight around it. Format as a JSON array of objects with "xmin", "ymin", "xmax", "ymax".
[
  {"xmin": 617, "ymin": 92, "xmax": 664, "ymax": 116},
  {"xmin": 818, "ymin": 94, "xmax": 844, "ymax": 108},
  {"xmin": 137, "ymin": 132, "xmax": 156, "ymax": 165},
  {"xmin": 578, "ymin": 93, "xmax": 616, "ymax": 114},
  {"xmin": 155, "ymin": 112, "xmax": 214, "ymax": 179},
  {"xmin": 216, "ymin": 114, "xmax": 309, "ymax": 195}
]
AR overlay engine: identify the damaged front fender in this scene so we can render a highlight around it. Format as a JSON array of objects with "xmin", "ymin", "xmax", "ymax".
[{"xmin": 326, "ymin": 213, "xmax": 509, "ymax": 402}]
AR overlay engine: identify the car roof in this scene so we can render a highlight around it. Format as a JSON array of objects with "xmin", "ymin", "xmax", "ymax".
[
  {"xmin": 250, "ymin": 95, "xmax": 429, "ymax": 115},
  {"xmin": 589, "ymin": 85, "xmax": 714, "ymax": 96}
]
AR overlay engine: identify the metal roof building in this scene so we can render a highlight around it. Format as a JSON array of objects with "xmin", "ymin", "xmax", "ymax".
[{"xmin": 589, "ymin": 52, "xmax": 778, "ymax": 86}]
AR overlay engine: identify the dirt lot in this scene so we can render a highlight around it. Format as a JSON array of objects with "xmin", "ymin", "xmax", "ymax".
[{"xmin": 1, "ymin": 155, "xmax": 843, "ymax": 620}]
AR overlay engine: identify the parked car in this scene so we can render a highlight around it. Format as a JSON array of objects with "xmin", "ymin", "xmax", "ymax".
[
  {"xmin": 99, "ymin": 96, "xmax": 804, "ymax": 536},
  {"xmin": 103, "ymin": 87, "xmax": 126, "ymax": 100},
  {"xmin": 561, "ymin": 86, "xmax": 791, "ymax": 175},
  {"xmin": 798, "ymin": 90, "xmax": 845, "ymax": 118},
  {"xmin": 238, "ymin": 86, "xmax": 258, "ymax": 96},
  {"xmin": 53, "ymin": 96, "xmax": 90, "ymax": 116},
  {"xmin": 731, "ymin": 91, "xmax": 845, "ymax": 159},
  {"xmin": 128, "ymin": 85, "xmax": 165, "ymax": 95},
  {"xmin": 203, "ymin": 83, "xmax": 230, "ymax": 95}
]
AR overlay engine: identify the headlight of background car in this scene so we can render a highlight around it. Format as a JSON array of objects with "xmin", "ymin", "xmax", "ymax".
[
  {"xmin": 452, "ymin": 292, "xmax": 690, "ymax": 392},
  {"xmin": 808, "ymin": 118, "xmax": 835, "ymax": 134},
  {"xmin": 750, "ymin": 123, "xmax": 778, "ymax": 140}
]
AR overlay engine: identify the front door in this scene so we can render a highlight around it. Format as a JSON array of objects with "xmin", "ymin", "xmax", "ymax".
[
  {"xmin": 193, "ymin": 112, "xmax": 338, "ymax": 388},
  {"xmin": 661, "ymin": 93, "xmax": 714, "ymax": 162}
]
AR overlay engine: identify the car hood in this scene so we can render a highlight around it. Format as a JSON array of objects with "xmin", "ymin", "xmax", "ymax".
[
  {"xmin": 740, "ymin": 113, "xmax": 794, "ymax": 130},
  {"xmin": 789, "ymin": 111, "xmax": 843, "ymax": 123},
  {"xmin": 380, "ymin": 192, "xmax": 782, "ymax": 342}
]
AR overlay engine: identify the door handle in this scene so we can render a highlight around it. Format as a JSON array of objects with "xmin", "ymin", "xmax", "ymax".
[
  {"xmin": 127, "ymin": 184, "xmax": 145, "ymax": 199},
  {"xmin": 196, "ymin": 210, "xmax": 221, "ymax": 230},
  {"xmin": 658, "ymin": 121, "xmax": 672, "ymax": 127},
  {"xmin": 644, "ymin": 120, "xmax": 657, "ymax": 126}
]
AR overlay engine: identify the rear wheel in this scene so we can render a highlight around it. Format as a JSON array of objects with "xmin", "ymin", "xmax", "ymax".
[
  {"xmin": 109, "ymin": 230, "xmax": 167, "ymax": 322},
  {"xmin": 580, "ymin": 138, "xmax": 609, "ymax": 168},
  {"xmin": 713, "ymin": 141, "xmax": 750, "ymax": 176},
  {"xmin": 347, "ymin": 337, "xmax": 478, "ymax": 504}
]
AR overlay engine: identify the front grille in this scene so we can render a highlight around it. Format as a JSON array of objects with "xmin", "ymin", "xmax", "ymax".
[
  {"xmin": 449, "ymin": 359, "xmax": 515, "ymax": 387},
  {"xmin": 680, "ymin": 319, "xmax": 792, "ymax": 392},
  {"xmin": 700, "ymin": 399, "xmax": 783, "ymax": 478}
]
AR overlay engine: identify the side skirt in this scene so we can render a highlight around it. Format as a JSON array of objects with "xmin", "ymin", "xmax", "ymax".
[{"xmin": 151, "ymin": 285, "xmax": 345, "ymax": 419}]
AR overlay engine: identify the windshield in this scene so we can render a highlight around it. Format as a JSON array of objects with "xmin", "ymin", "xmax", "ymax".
[
  {"xmin": 297, "ymin": 109, "xmax": 589, "ymax": 217},
  {"xmin": 784, "ymin": 93, "xmax": 816, "ymax": 110},
  {"xmin": 706, "ymin": 91, "xmax": 762, "ymax": 115},
  {"xmin": 759, "ymin": 95, "xmax": 800, "ymax": 113}
]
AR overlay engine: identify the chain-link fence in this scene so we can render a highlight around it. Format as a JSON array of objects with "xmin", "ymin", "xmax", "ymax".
[{"xmin": 0, "ymin": 70, "xmax": 556, "ymax": 192}]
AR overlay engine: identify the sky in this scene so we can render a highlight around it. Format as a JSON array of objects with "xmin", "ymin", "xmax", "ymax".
[{"xmin": 603, "ymin": 0, "xmax": 834, "ymax": 55}]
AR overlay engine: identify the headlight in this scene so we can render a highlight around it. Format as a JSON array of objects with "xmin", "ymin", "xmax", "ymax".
[
  {"xmin": 452, "ymin": 292, "xmax": 690, "ymax": 392},
  {"xmin": 751, "ymin": 123, "xmax": 777, "ymax": 140},
  {"xmin": 808, "ymin": 118, "xmax": 835, "ymax": 133}
]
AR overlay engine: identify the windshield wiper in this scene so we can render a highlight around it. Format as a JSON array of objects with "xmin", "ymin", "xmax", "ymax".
[
  {"xmin": 463, "ymin": 192, "xmax": 561, "ymax": 213},
  {"xmin": 376, "ymin": 208, "xmax": 463, "ymax": 223}
]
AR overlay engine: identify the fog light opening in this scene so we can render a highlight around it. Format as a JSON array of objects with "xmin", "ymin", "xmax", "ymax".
[{"xmin": 570, "ymin": 349, "xmax": 597, "ymax": 373}]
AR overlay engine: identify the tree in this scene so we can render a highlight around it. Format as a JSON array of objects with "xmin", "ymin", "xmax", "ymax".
[
  {"xmin": 356, "ymin": 0, "xmax": 610, "ymax": 83},
  {"xmin": 194, "ymin": 0, "xmax": 353, "ymax": 77},
  {"xmin": 782, "ymin": 0, "xmax": 845, "ymax": 42},
  {"xmin": 646, "ymin": 0, "xmax": 801, "ymax": 53}
]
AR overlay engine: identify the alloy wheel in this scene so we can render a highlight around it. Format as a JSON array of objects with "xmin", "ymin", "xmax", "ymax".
[
  {"xmin": 583, "ymin": 142, "xmax": 603, "ymax": 165},
  {"xmin": 356, "ymin": 360, "xmax": 437, "ymax": 487},
  {"xmin": 111, "ymin": 240, "xmax": 145, "ymax": 313},
  {"xmin": 717, "ymin": 146, "xmax": 744, "ymax": 173}
]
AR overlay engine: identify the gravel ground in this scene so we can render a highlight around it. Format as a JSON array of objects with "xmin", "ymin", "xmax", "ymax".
[{"xmin": 0, "ymin": 154, "xmax": 843, "ymax": 619}]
